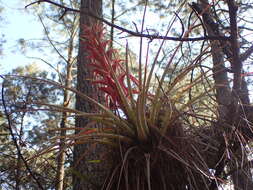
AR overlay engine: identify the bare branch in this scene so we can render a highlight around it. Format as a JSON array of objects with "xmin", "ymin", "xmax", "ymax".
[
  {"xmin": 38, "ymin": 15, "xmax": 68, "ymax": 64},
  {"xmin": 240, "ymin": 44, "xmax": 253, "ymax": 62},
  {"xmin": 25, "ymin": 0, "xmax": 230, "ymax": 42}
]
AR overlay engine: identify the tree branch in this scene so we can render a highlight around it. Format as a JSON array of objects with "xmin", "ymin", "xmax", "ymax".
[
  {"xmin": 25, "ymin": 0, "xmax": 230, "ymax": 42},
  {"xmin": 240, "ymin": 44, "xmax": 253, "ymax": 62},
  {"xmin": 227, "ymin": 1, "xmax": 242, "ymax": 92}
]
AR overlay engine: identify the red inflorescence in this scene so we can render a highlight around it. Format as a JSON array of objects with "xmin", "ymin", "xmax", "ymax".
[{"xmin": 82, "ymin": 24, "xmax": 139, "ymax": 109}]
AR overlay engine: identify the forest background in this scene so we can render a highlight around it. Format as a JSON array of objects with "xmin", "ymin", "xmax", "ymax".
[{"xmin": 0, "ymin": 0, "xmax": 253, "ymax": 190}]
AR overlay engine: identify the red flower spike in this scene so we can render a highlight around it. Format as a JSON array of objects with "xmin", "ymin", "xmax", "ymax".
[{"xmin": 82, "ymin": 24, "xmax": 139, "ymax": 109}]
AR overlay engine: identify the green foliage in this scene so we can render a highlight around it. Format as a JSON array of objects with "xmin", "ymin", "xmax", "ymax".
[{"xmin": 0, "ymin": 64, "xmax": 68, "ymax": 189}]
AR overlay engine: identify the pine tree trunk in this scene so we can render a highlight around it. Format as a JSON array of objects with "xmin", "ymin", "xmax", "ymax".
[{"xmin": 73, "ymin": 1, "xmax": 108, "ymax": 190}]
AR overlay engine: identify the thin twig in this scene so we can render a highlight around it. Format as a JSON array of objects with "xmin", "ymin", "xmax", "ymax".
[
  {"xmin": 240, "ymin": 44, "xmax": 253, "ymax": 62},
  {"xmin": 174, "ymin": 12, "xmax": 185, "ymax": 38},
  {"xmin": 38, "ymin": 15, "xmax": 68, "ymax": 64},
  {"xmin": 189, "ymin": 3, "xmax": 207, "ymax": 37},
  {"xmin": 25, "ymin": 0, "xmax": 230, "ymax": 42}
]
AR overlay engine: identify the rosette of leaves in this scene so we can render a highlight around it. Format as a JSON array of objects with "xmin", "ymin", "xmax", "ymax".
[
  {"xmin": 70, "ymin": 24, "xmax": 217, "ymax": 190},
  {"xmin": 39, "ymin": 24, "xmax": 218, "ymax": 189}
]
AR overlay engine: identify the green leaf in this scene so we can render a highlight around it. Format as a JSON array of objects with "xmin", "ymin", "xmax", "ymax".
[{"xmin": 87, "ymin": 160, "xmax": 101, "ymax": 164}]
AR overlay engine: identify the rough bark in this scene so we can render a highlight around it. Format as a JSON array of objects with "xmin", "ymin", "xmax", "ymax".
[
  {"xmin": 193, "ymin": 0, "xmax": 231, "ymax": 118},
  {"xmin": 73, "ymin": 1, "xmax": 108, "ymax": 190}
]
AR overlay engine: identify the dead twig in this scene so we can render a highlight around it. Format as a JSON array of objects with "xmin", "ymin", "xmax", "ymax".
[{"xmin": 25, "ymin": 0, "xmax": 230, "ymax": 42}]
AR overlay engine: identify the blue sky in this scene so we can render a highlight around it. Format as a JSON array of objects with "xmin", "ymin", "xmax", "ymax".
[
  {"xmin": 0, "ymin": 0, "xmax": 164, "ymax": 74},
  {"xmin": 1, "ymin": 0, "xmax": 44, "ymax": 73}
]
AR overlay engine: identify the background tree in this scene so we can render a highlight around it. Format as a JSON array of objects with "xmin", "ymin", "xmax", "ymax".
[
  {"xmin": 21, "ymin": 1, "xmax": 79, "ymax": 189},
  {"xmin": 1, "ymin": 0, "xmax": 253, "ymax": 189},
  {"xmin": 1, "ymin": 64, "xmax": 61, "ymax": 189},
  {"xmin": 1, "ymin": 0, "xmax": 79, "ymax": 189}
]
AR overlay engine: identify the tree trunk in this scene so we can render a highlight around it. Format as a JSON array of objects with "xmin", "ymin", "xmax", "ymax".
[
  {"xmin": 73, "ymin": 1, "xmax": 108, "ymax": 190},
  {"xmin": 195, "ymin": 1, "xmax": 253, "ymax": 189},
  {"xmin": 55, "ymin": 23, "xmax": 75, "ymax": 190}
]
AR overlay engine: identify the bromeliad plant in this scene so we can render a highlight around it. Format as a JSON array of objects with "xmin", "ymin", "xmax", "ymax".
[
  {"xmin": 81, "ymin": 23, "xmax": 211, "ymax": 142},
  {"xmin": 19, "ymin": 13, "xmax": 221, "ymax": 188},
  {"xmin": 27, "ymin": 21, "xmax": 219, "ymax": 189},
  {"xmin": 83, "ymin": 23, "xmax": 151, "ymax": 142},
  {"xmin": 18, "ymin": 18, "xmax": 222, "ymax": 189},
  {"xmin": 63, "ymin": 23, "xmax": 218, "ymax": 190}
]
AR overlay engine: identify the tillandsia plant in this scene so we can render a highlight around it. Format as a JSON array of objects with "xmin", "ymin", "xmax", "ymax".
[
  {"xmin": 10, "ymin": 20, "xmax": 237, "ymax": 190},
  {"xmin": 21, "ymin": 14, "xmax": 227, "ymax": 189},
  {"xmin": 55, "ymin": 22, "xmax": 220, "ymax": 190}
]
